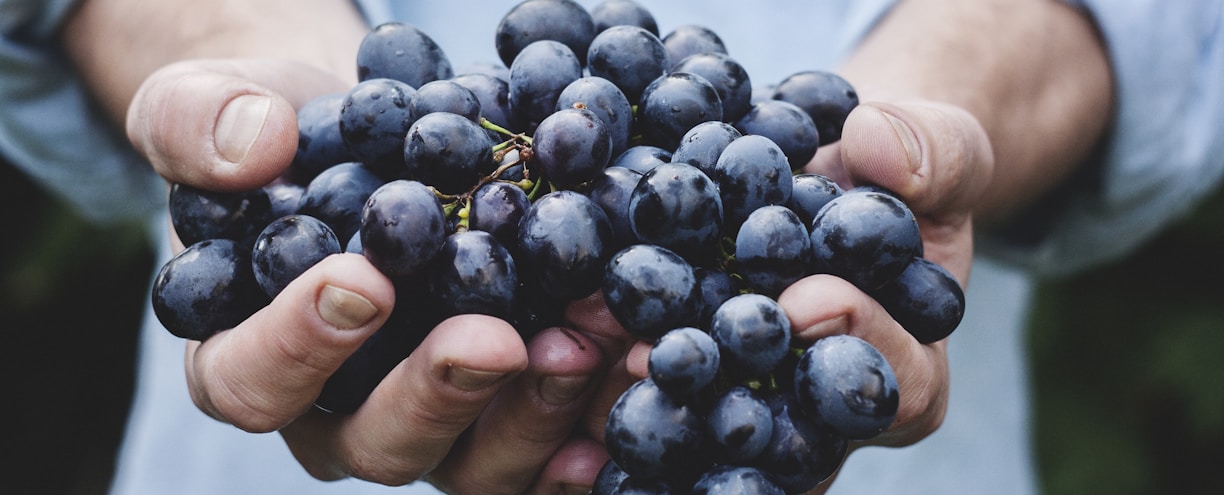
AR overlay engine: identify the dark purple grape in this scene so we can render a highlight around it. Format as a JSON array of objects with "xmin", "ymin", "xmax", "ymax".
[
  {"xmin": 788, "ymin": 173, "xmax": 843, "ymax": 227},
  {"xmin": 808, "ymin": 189, "xmax": 921, "ymax": 291},
  {"xmin": 612, "ymin": 477, "xmax": 673, "ymax": 495},
  {"xmin": 871, "ymin": 257, "xmax": 965, "ymax": 344},
  {"xmin": 772, "ymin": 70, "xmax": 858, "ymax": 144},
  {"xmin": 356, "ymin": 22, "xmax": 452, "ymax": 88},
  {"xmin": 586, "ymin": 25, "xmax": 669, "ymax": 103},
  {"xmin": 706, "ymin": 386, "xmax": 773, "ymax": 464},
  {"xmin": 296, "ymin": 162, "xmax": 385, "ymax": 243},
  {"xmin": 338, "ymin": 78, "xmax": 417, "ymax": 172},
  {"xmin": 290, "ymin": 92, "xmax": 357, "ymax": 185},
  {"xmin": 586, "ymin": 165, "xmax": 644, "ymax": 247},
  {"xmin": 734, "ymin": 205, "xmax": 813, "ymax": 298},
  {"xmin": 428, "ymin": 230, "xmax": 518, "ymax": 320},
  {"xmin": 692, "ymin": 465, "xmax": 785, "ymax": 495},
  {"xmin": 264, "ymin": 181, "xmax": 304, "ymax": 220},
  {"xmin": 516, "ymin": 190, "xmax": 615, "ymax": 301},
  {"xmin": 670, "ymin": 120, "xmax": 741, "ymax": 176},
  {"xmin": 628, "ymin": 161, "xmax": 723, "ymax": 263},
  {"xmin": 611, "ymin": 145, "xmax": 671, "ymax": 175},
  {"xmin": 734, "ymin": 99, "xmax": 820, "ymax": 170},
  {"xmin": 251, "ymin": 214, "xmax": 341, "ymax": 298},
  {"xmin": 753, "ymin": 392, "xmax": 848, "ymax": 494},
  {"xmin": 508, "ymin": 39, "xmax": 583, "ymax": 128},
  {"xmin": 530, "ymin": 106, "xmax": 612, "ymax": 188},
  {"xmin": 359, "ymin": 180, "xmax": 447, "ymax": 277},
  {"xmin": 694, "ymin": 266, "xmax": 737, "ymax": 328},
  {"xmin": 602, "ymin": 244, "xmax": 701, "ymax": 340},
  {"xmin": 402, "ymin": 111, "xmax": 495, "ymax": 195},
  {"xmin": 451, "ymin": 72, "xmax": 518, "ymax": 132},
  {"xmin": 151, "ymin": 239, "xmax": 269, "ymax": 341},
  {"xmin": 648, "ymin": 327, "xmax": 720, "ymax": 400},
  {"xmin": 407, "ymin": 80, "xmax": 482, "ymax": 123},
  {"xmin": 661, "ymin": 24, "xmax": 727, "ymax": 69},
  {"xmin": 495, "ymin": 0, "xmax": 596, "ymax": 67},
  {"xmin": 590, "ymin": 0, "xmax": 658, "ymax": 35},
  {"xmin": 556, "ymin": 76, "xmax": 634, "ymax": 158},
  {"xmin": 344, "ymin": 231, "xmax": 362, "ymax": 254},
  {"xmin": 671, "ymin": 52, "xmax": 753, "ymax": 123},
  {"xmin": 637, "ymin": 72, "xmax": 723, "ymax": 151},
  {"xmin": 605, "ymin": 378, "xmax": 708, "ymax": 483},
  {"xmin": 708, "ymin": 293, "xmax": 790, "ymax": 379},
  {"xmin": 168, "ymin": 183, "xmax": 273, "ymax": 249},
  {"xmin": 593, "ymin": 460, "xmax": 630, "ymax": 495},
  {"xmin": 795, "ymin": 335, "xmax": 900, "ymax": 440},
  {"xmin": 710, "ymin": 134, "xmax": 793, "ymax": 231},
  {"xmin": 468, "ymin": 181, "xmax": 530, "ymax": 250}
]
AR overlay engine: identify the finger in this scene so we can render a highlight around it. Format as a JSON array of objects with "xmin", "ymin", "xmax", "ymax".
[
  {"xmin": 777, "ymin": 274, "xmax": 949, "ymax": 447},
  {"xmin": 126, "ymin": 58, "xmax": 350, "ymax": 191},
  {"xmin": 283, "ymin": 314, "xmax": 529, "ymax": 486},
  {"xmin": 564, "ymin": 290, "xmax": 636, "ymax": 355},
  {"xmin": 184, "ymin": 253, "xmax": 395, "ymax": 433},
  {"xmin": 427, "ymin": 328, "xmax": 605, "ymax": 494},
  {"xmin": 528, "ymin": 437, "xmax": 611, "ymax": 495}
]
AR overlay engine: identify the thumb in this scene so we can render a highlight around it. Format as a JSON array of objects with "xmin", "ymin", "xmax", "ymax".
[{"xmin": 126, "ymin": 58, "xmax": 350, "ymax": 191}]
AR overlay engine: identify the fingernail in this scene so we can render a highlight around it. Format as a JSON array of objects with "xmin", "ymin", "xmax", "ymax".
[
  {"xmin": 539, "ymin": 375, "xmax": 592, "ymax": 405},
  {"xmin": 881, "ymin": 110, "xmax": 922, "ymax": 171},
  {"xmin": 799, "ymin": 315, "xmax": 848, "ymax": 340},
  {"xmin": 317, "ymin": 284, "xmax": 378, "ymax": 330},
  {"xmin": 561, "ymin": 484, "xmax": 591, "ymax": 495},
  {"xmin": 215, "ymin": 94, "xmax": 271, "ymax": 163},
  {"xmin": 449, "ymin": 366, "xmax": 506, "ymax": 391}
]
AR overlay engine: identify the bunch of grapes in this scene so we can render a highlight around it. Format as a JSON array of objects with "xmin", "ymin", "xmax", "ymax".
[{"xmin": 149, "ymin": 0, "xmax": 967, "ymax": 492}]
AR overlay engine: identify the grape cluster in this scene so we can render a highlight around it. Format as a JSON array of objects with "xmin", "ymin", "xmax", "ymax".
[{"xmin": 148, "ymin": 0, "xmax": 967, "ymax": 491}]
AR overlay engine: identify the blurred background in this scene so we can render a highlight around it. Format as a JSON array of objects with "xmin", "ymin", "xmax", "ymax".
[{"xmin": 3, "ymin": 153, "xmax": 1223, "ymax": 494}]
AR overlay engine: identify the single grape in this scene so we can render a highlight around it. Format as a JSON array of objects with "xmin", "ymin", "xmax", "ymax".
[
  {"xmin": 428, "ymin": 230, "xmax": 518, "ymax": 320},
  {"xmin": 167, "ymin": 183, "xmax": 273, "ymax": 249},
  {"xmin": 605, "ymin": 378, "xmax": 708, "ymax": 483},
  {"xmin": 508, "ymin": 39, "xmax": 583, "ymax": 127},
  {"xmin": 694, "ymin": 266, "xmax": 737, "ymax": 329},
  {"xmin": 753, "ymin": 391, "xmax": 848, "ymax": 494},
  {"xmin": 611, "ymin": 145, "xmax": 671, "ymax": 175},
  {"xmin": 530, "ymin": 106, "xmax": 612, "ymax": 188},
  {"xmin": 586, "ymin": 25, "xmax": 670, "ymax": 103},
  {"xmin": 670, "ymin": 120, "xmax": 741, "ymax": 176},
  {"xmin": 628, "ymin": 161, "xmax": 724, "ymax": 263},
  {"xmin": 788, "ymin": 173, "xmax": 843, "ymax": 227},
  {"xmin": 468, "ymin": 181, "xmax": 531, "ymax": 250},
  {"xmin": 296, "ymin": 162, "xmax": 385, "ymax": 243},
  {"xmin": 590, "ymin": 0, "xmax": 658, "ymax": 35},
  {"xmin": 407, "ymin": 80, "xmax": 482, "ymax": 124},
  {"xmin": 734, "ymin": 99, "xmax": 820, "ymax": 170},
  {"xmin": 871, "ymin": 257, "xmax": 966, "ymax": 344},
  {"xmin": 290, "ymin": 92, "xmax": 356, "ymax": 185},
  {"xmin": 586, "ymin": 165, "xmax": 644, "ymax": 248},
  {"xmin": 708, "ymin": 293, "xmax": 791, "ymax": 379},
  {"xmin": 359, "ymin": 179, "xmax": 447, "ymax": 277},
  {"xmin": 691, "ymin": 465, "xmax": 785, "ymax": 495},
  {"xmin": 637, "ymin": 72, "xmax": 723, "ymax": 151},
  {"xmin": 808, "ymin": 189, "xmax": 922, "ymax": 291},
  {"xmin": 661, "ymin": 24, "xmax": 727, "ymax": 69},
  {"xmin": 402, "ymin": 111, "xmax": 495, "ymax": 195},
  {"xmin": 602, "ymin": 244, "xmax": 701, "ymax": 340},
  {"xmin": 671, "ymin": 52, "xmax": 753, "ymax": 123},
  {"xmin": 495, "ymin": 0, "xmax": 596, "ymax": 67},
  {"xmin": 516, "ymin": 190, "xmax": 615, "ymax": 301},
  {"xmin": 706, "ymin": 386, "xmax": 773, "ymax": 464},
  {"xmin": 250, "ymin": 214, "xmax": 342, "ymax": 298},
  {"xmin": 795, "ymin": 334, "xmax": 900, "ymax": 440},
  {"xmin": 734, "ymin": 205, "xmax": 813, "ymax": 298},
  {"xmin": 264, "ymin": 181, "xmax": 305, "ymax": 220},
  {"xmin": 356, "ymin": 21, "xmax": 453, "ymax": 88},
  {"xmin": 451, "ymin": 72, "xmax": 518, "ymax": 132},
  {"xmin": 338, "ymin": 78, "xmax": 416, "ymax": 172},
  {"xmin": 556, "ymin": 76, "xmax": 634, "ymax": 158},
  {"xmin": 151, "ymin": 239, "xmax": 268, "ymax": 341},
  {"xmin": 710, "ymin": 134, "xmax": 793, "ymax": 231},
  {"xmin": 648, "ymin": 327, "xmax": 720, "ymax": 400},
  {"xmin": 772, "ymin": 69, "xmax": 858, "ymax": 144}
]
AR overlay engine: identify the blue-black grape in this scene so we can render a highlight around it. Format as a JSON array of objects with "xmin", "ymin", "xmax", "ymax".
[
  {"xmin": 637, "ymin": 72, "xmax": 723, "ymax": 151},
  {"xmin": 772, "ymin": 69, "xmax": 858, "ymax": 144},
  {"xmin": 530, "ymin": 106, "xmax": 612, "ymax": 188},
  {"xmin": 407, "ymin": 80, "xmax": 482, "ymax": 124},
  {"xmin": 356, "ymin": 22, "xmax": 453, "ymax": 88},
  {"xmin": 251, "ymin": 214, "xmax": 342, "ymax": 298},
  {"xmin": 808, "ymin": 189, "xmax": 922, "ymax": 291},
  {"xmin": 468, "ymin": 181, "xmax": 531, "ymax": 250},
  {"xmin": 338, "ymin": 78, "xmax": 416, "ymax": 172},
  {"xmin": 691, "ymin": 465, "xmax": 785, "ymax": 495},
  {"xmin": 710, "ymin": 134, "xmax": 793, "ymax": 231},
  {"xmin": 428, "ymin": 230, "xmax": 518, "ymax": 320},
  {"xmin": 602, "ymin": 244, "xmax": 701, "ymax": 340},
  {"xmin": 556, "ymin": 76, "xmax": 634, "ymax": 158},
  {"xmin": 734, "ymin": 205, "xmax": 813, "ymax": 298},
  {"xmin": 670, "ymin": 120, "xmax": 741, "ymax": 176},
  {"xmin": 611, "ymin": 145, "xmax": 671, "ymax": 175},
  {"xmin": 151, "ymin": 239, "xmax": 269, "ymax": 341},
  {"xmin": 359, "ymin": 179, "xmax": 447, "ymax": 277},
  {"xmin": 671, "ymin": 52, "xmax": 753, "ymax": 123},
  {"xmin": 508, "ymin": 39, "xmax": 583, "ymax": 128},
  {"xmin": 628, "ymin": 161, "xmax": 723, "ymax": 263},
  {"xmin": 495, "ymin": 0, "xmax": 596, "ymax": 67},
  {"xmin": 788, "ymin": 173, "xmax": 843, "ymax": 227},
  {"xmin": 516, "ymin": 190, "xmax": 615, "ymax": 301},
  {"xmin": 168, "ymin": 183, "xmax": 273, "ymax": 250},
  {"xmin": 402, "ymin": 111, "xmax": 495, "ymax": 194},
  {"xmin": 587, "ymin": 25, "xmax": 670, "ymax": 103},
  {"xmin": 708, "ymin": 293, "xmax": 791, "ymax": 379},
  {"xmin": 296, "ymin": 162, "xmax": 385, "ymax": 243},
  {"xmin": 753, "ymin": 391, "xmax": 848, "ymax": 494},
  {"xmin": 795, "ymin": 334, "xmax": 900, "ymax": 440},
  {"xmin": 290, "ymin": 92, "xmax": 356, "ymax": 185},
  {"xmin": 593, "ymin": 459, "xmax": 631, "ymax": 495},
  {"xmin": 734, "ymin": 99, "xmax": 820, "ymax": 170},
  {"xmin": 661, "ymin": 24, "xmax": 727, "ymax": 69},
  {"xmin": 871, "ymin": 257, "xmax": 965, "ymax": 344},
  {"xmin": 451, "ymin": 72, "xmax": 518, "ymax": 133},
  {"xmin": 604, "ymin": 378, "xmax": 708, "ymax": 483},
  {"xmin": 264, "ymin": 181, "xmax": 304, "ymax": 220},
  {"xmin": 648, "ymin": 327, "xmax": 720, "ymax": 400},
  {"xmin": 586, "ymin": 165, "xmax": 644, "ymax": 248},
  {"xmin": 590, "ymin": 0, "xmax": 658, "ymax": 36},
  {"xmin": 706, "ymin": 386, "xmax": 773, "ymax": 464},
  {"xmin": 694, "ymin": 266, "xmax": 737, "ymax": 329}
]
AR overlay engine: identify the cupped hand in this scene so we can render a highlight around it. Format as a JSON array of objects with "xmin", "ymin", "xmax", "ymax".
[{"xmin": 129, "ymin": 58, "xmax": 612, "ymax": 494}]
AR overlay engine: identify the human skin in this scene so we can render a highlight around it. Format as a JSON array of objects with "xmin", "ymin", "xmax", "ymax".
[{"xmin": 60, "ymin": 0, "xmax": 1110, "ymax": 493}]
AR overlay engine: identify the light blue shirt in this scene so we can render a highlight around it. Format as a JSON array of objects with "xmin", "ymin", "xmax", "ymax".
[{"xmin": 2, "ymin": 1, "xmax": 1222, "ymax": 494}]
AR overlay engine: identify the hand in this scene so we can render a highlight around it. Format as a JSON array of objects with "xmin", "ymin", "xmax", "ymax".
[{"xmin": 127, "ymin": 58, "xmax": 613, "ymax": 494}]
